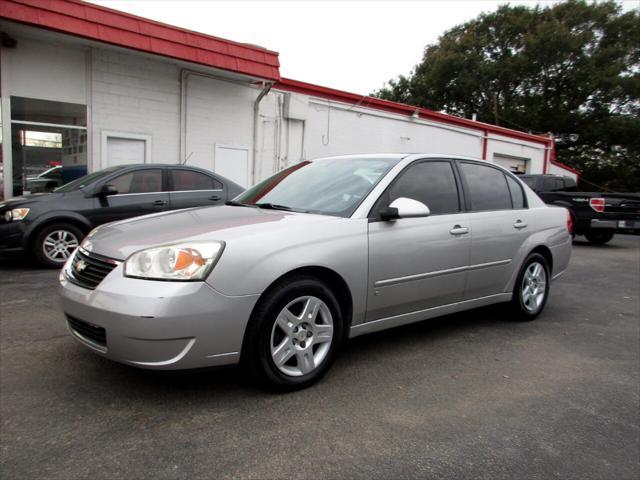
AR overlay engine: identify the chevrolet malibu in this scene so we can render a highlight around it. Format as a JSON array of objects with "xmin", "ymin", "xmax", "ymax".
[{"xmin": 59, "ymin": 154, "xmax": 572, "ymax": 390}]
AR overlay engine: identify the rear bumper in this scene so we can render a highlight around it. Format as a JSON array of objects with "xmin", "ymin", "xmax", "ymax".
[
  {"xmin": 59, "ymin": 263, "xmax": 260, "ymax": 370},
  {"xmin": 590, "ymin": 218, "xmax": 640, "ymax": 234}
]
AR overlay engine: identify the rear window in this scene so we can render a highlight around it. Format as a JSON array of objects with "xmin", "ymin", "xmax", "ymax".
[
  {"xmin": 171, "ymin": 170, "xmax": 222, "ymax": 191},
  {"xmin": 460, "ymin": 163, "xmax": 512, "ymax": 211},
  {"xmin": 520, "ymin": 176, "xmax": 537, "ymax": 190},
  {"xmin": 543, "ymin": 177, "xmax": 564, "ymax": 191}
]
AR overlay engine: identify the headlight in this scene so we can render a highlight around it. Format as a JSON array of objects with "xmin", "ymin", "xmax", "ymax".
[
  {"xmin": 5, "ymin": 208, "xmax": 30, "ymax": 222},
  {"xmin": 124, "ymin": 241, "xmax": 224, "ymax": 281}
]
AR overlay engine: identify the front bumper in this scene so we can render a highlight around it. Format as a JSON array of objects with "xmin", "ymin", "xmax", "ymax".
[
  {"xmin": 59, "ymin": 263, "xmax": 260, "ymax": 370},
  {"xmin": 0, "ymin": 221, "xmax": 26, "ymax": 251}
]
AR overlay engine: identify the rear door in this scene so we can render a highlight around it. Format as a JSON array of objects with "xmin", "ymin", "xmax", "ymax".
[
  {"xmin": 458, "ymin": 162, "xmax": 530, "ymax": 300},
  {"xmin": 89, "ymin": 168, "xmax": 170, "ymax": 225},
  {"xmin": 367, "ymin": 160, "xmax": 471, "ymax": 321},
  {"xmin": 168, "ymin": 168, "xmax": 226, "ymax": 210}
]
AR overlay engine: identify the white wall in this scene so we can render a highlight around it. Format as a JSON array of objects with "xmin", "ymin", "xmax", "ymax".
[
  {"xmin": 548, "ymin": 161, "xmax": 578, "ymax": 181},
  {"xmin": 91, "ymin": 48, "xmax": 181, "ymax": 170},
  {"xmin": 301, "ymin": 98, "xmax": 482, "ymax": 160},
  {"xmin": 184, "ymin": 74, "xmax": 255, "ymax": 176},
  {"xmin": 486, "ymin": 134, "xmax": 547, "ymax": 174},
  {"xmin": 3, "ymin": 37, "xmax": 87, "ymax": 105},
  {"xmin": 2, "ymin": 29, "xmax": 581, "ymax": 199}
]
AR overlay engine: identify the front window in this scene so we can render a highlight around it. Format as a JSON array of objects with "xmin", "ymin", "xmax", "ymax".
[
  {"xmin": 109, "ymin": 169, "xmax": 163, "ymax": 194},
  {"xmin": 55, "ymin": 167, "xmax": 123, "ymax": 192},
  {"xmin": 234, "ymin": 157, "xmax": 401, "ymax": 217}
]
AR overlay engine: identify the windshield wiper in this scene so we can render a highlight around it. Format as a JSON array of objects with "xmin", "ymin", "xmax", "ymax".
[
  {"xmin": 225, "ymin": 200, "xmax": 252, "ymax": 207},
  {"xmin": 253, "ymin": 202, "xmax": 294, "ymax": 211},
  {"xmin": 254, "ymin": 202, "xmax": 311, "ymax": 213}
]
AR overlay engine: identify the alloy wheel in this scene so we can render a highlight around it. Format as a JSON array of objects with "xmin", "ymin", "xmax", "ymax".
[
  {"xmin": 521, "ymin": 261, "xmax": 547, "ymax": 312},
  {"xmin": 270, "ymin": 296, "xmax": 334, "ymax": 377},
  {"xmin": 43, "ymin": 230, "xmax": 79, "ymax": 262}
]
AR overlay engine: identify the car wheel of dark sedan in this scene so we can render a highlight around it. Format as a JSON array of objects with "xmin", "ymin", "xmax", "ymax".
[
  {"xmin": 584, "ymin": 230, "xmax": 614, "ymax": 245},
  {"xmin": 244, "ymin": 275, "xmax": 344, "ymax": 391},
  {"xmin": 33, "ymin": 223, "xmax": 83, "ymax": 268},
  {"xmin": 508, "ymin": 253, "xmax": 550, "ymax": 321}
]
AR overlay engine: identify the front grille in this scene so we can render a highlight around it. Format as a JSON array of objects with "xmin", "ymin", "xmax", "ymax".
[
  {"xmin": 67, "ymin": 248, "xmax": 119, "ymax": 290},
  {"xmin": 67, "ymin": 315, "xmax": 107, "ymax": 348}
]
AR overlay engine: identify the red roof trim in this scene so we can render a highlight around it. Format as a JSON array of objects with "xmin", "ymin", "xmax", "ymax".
[
  {"xmin": 275, "ymin": 78, "xmax": 552, "ymax": 146},
  {"xmin": 548, "ymin": 143, "xmax": 581, "ymax": 175},
  {"xmin": 1, "ymin": 0, "xmax": 281, "ymax": 80}
]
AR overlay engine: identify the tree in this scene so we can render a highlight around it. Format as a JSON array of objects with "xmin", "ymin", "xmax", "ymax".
[{"xmin": 373, "ymin": 0, "xmax": 640, "ymax": 191}]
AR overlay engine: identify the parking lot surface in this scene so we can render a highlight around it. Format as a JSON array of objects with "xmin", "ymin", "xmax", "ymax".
[{"xmin": 1, "ymin": 236, "xmax": 639, "ymax": 480}]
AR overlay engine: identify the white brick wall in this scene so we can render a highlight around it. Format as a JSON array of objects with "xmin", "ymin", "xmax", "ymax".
[
  {"xmin": 1, "ymin": 33, "xmax": 573, "ymax": 192},
  {"xmin": 90, "ymin": 48, "xmax": 181, "ymax": 170},
  {"xmin": 184, "ymin": 74, "xmax": 255, "ymax": 173}
]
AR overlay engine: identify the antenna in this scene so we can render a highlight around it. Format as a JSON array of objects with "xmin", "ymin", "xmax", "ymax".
[{"xmin": 181, "ymin": 152, "xmax": 193, "ymax": 165}]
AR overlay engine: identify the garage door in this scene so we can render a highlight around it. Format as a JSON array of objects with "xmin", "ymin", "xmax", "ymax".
[
  {"xmin": 493, "ymin": 154, "xmax": 528, "ymax": 174},
  {"xmin": 214, "ymin": 145, "xmax": 249, "ymax": 187},
  {"xmin": 106, "ymin": 137, "xmax": 146, "ymax": 166}
]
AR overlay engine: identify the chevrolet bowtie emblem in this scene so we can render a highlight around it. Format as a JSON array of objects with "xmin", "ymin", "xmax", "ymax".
[{"xmin": 75, "ymin": 259, "xmax": 88, "ymax": 273}]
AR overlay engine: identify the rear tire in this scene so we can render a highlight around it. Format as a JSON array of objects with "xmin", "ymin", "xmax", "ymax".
[
  {"xmin": 584, "ymin": 230, "xmax": 614, "ymax": 245},
  {"xmin": 243, "ymin": 275, "xmax": 344, "ymax": 391},
  {"xmin": 33, "ymin": 223, "xmax": 83, "ymax": 268},
  {"xmin": 508, "ymin": 253, "xmax": 550, "ymax": 321}
]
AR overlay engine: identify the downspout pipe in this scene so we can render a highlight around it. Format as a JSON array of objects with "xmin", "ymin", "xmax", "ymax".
[{"xmin": 252, "ymin": 81, "xmax": 274, "ymax": 184}]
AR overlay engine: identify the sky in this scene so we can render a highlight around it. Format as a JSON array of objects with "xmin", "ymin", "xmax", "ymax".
[{"xmin": 90, "ymin": 0, "xmax": 638, "ymax": 96}]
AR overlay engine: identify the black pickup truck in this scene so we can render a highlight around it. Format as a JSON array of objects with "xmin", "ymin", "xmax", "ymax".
[{"xmin": 520, "ymin": 174, "xmax": 640, "ymax": 245}]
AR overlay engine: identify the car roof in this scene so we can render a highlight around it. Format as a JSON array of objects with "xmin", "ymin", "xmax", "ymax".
[{"xmin": 109, "ymin": 163, "xmax": 209, "ymax": 168}]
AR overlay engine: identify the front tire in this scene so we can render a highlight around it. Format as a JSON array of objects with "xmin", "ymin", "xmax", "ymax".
[
  {"xmin": 584, "ymin": 230, "xmax": 614, "ymax": 245},
  {"xmin": 243, "ymin": 276, "xmax": 344, "ymax": 391},
  {"xmin": 508, "ymin": 253, "xmax": 550, "ymax": 321},
  {"xmin": 33, "ymin": 223, "xmax": 83, "ymax": 268}
]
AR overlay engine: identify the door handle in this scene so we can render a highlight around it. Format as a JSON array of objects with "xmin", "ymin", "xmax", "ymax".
[
  {"xmin": 152, "ymin": 200, "xmax": 168, "ymax": 206},
  {"xmin": 513, "ymin": 220, "xmax": 528, "ymax": 229},
  {"xmin": 208, "ymin": 195, "xmax": 221, "ymax": 201},
  {"xmin": 449, "ymin": 225, "xmax": 469, "ymax": 236}
]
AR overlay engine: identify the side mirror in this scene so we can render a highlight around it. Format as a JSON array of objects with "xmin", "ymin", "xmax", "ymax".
[
  {"xmin": 99, "ymin": 184, "xmax": 118, "ymax": 196},
  {"xmin": 380, "ymin": 197, "xmax": 430, "ymax": 221}
]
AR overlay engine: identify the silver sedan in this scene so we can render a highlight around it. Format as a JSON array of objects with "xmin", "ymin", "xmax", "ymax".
[{"xmin": 59, "ymin": 154, "xmax": 572, "ymax": 390}]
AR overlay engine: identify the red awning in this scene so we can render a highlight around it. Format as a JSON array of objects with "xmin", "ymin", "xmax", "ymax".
[{"xmin": 1, "ymin": 0, "xmax": 281, "ymax": 80}]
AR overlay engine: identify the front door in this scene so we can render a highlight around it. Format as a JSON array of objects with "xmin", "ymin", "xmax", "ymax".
[
  {"xmin": 366, "ymin": 160, "xmax": 471, "ymax": 322},
  {"xmin": 89, "ymin": 168, "xmax": 169, "ymax": 225}
]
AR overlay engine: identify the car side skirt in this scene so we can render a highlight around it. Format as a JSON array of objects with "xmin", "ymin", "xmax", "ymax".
[{"xmin": 349, "ymin": 293, "xmax": 512, "ymax": 338}]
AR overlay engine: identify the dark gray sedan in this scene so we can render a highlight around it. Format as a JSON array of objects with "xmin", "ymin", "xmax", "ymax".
[{"xmin": 0, "ymin": 164, "xmax": 244, "ymax": 267}]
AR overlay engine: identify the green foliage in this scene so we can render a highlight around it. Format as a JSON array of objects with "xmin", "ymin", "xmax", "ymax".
[{"xmin": 374, "ymin": 0, "xmax": 640, "ymax": 191}]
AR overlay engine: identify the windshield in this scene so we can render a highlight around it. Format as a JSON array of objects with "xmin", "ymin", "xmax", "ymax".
[
  {"xmin": 54, "ymin": 167, "xmax": 123, "ymax": 192},
  {"xmin": 519, "ymin": 176, "xmax": 537, "ymax": 188},
  {"xmin": 38, "ymin": 166, "xmax": 61, "ymax": 178},
  {"xmin": 233, "ymin": 156, "xmax": 401, "ymax": 217}
]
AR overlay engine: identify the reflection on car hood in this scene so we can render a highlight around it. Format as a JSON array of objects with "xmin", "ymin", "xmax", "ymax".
[
  {"xmin": 0, "ymin": 192, "xmax": 65, "ymax": 208},
  {"xmin": 88, "ymin": 205, "xmax": 342, "ymax": 260}
]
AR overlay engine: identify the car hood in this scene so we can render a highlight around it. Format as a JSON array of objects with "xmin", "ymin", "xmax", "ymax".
[
  {"xmin": 0, "ymin": 192, "xmax": 66, "ymax": 209},
  {"xmin": 87, "ymin": 205, "xmax": 344, "ymax": 260}
]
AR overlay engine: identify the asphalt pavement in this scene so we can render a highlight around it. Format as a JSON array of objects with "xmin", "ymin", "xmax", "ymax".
[{"xmin": 1, "ymin": 236, "xmax": 639, "ymax": 479}]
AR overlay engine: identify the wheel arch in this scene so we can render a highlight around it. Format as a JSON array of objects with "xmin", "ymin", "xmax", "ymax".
[
  {"xmin": 528, "ymin": 244, "xmax": 553, "ymax": 275},
  {"xmin": 246, "ymin": 265, "xmax": 354, "ymax": 341},
  {"xmin": 24, "ymin": 214, "xmax": 92, "ymax": 250}
]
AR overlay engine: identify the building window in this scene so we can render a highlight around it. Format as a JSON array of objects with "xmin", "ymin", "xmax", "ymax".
[{"xmin": 10, "ymin": 96, "xmax": 87, "ymax": 196}]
